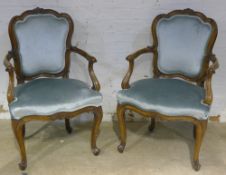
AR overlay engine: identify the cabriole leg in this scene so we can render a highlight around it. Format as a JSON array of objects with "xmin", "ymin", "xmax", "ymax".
[
  {"xmin": 91, "ymin": 106, "xmax": 103, "ymax": 155},
  {"xmin": 193, "ymin": 120, "xmax": 207, "ymax": 171},
  {"xmin": 11, "ymin": 119, "xmax": 27, "ymax": 170},
  {"xmin": 117, "ymin": 105, "xmax": 127, "ymax": 153}
]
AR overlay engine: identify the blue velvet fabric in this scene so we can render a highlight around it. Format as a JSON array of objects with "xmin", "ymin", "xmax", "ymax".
[
  {"xmin": 14, "ymin": 14, "xmax": 69, "ymax": 76},
  {"xmin": 9, "ymin": 78, "xmax": 102, "ymax": 120},
  {"xmin": 117, "ymin": 78, "xmax": 209, "ymax": 120},
  {"xmin": 157, "ymin": 15, "xmax": 212, "ymax": 77}
]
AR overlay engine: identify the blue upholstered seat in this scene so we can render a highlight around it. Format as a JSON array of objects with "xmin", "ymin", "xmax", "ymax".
[
  {"xmin": 9, "ymin": 78, "xmax": 102, "ymax": 119},
  {"xmin": 117, "ymin": 78, "xmax": 209, "ymax": 120}
]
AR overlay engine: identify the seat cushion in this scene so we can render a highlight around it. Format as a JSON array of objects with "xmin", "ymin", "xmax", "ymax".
[
  {"xmin": 117, "ymin": 78, "xmax": 209, "ymax": 120},
  {"xmin": 9, "ymin": 78, "xmax": 102, "ymax": 119}
]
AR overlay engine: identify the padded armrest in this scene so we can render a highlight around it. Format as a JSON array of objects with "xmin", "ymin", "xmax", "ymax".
[
  {"xmin": 70, "ymin": 46, "xmax": 100, "ymax": 91},
  {"xmin": 121, "ymin": 46, "xmax": 155, "ymax": 89},
  {"xmin": 203, "ymin": 54, "xmax": 219, "ymax": 105},
  {"xmin": 4, "ymin": 51, "xmax": 15, "ymax": 103}
]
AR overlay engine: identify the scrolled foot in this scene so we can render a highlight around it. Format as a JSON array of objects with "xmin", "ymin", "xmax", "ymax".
[
  {"xmin": 193, "ymin": 160, "xmax": 201, "ymax": 171},
  {"xmin": 117, "ymin": 144, "xmax": 125, "ymax": 153},
  {"xmin": 92, "ymin": 147, "xmax": 100, "ymax": 156},
  {"xmin": 19, "ymin": 160, "xmax": 27, "ymax": 171}
]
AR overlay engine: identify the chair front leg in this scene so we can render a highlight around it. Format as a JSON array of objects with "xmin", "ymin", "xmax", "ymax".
[
  {"xmin": 193, "ymin": 120, "xmax": 207, "ymax": 171},
  {"xmin": 91, "ymin": 106, "xmax": 103, "ymax": 155},
  {"xmin": 11, "ymin": 119, "xmax": 27, "ymax": 170},
  {"xmin": 117, "ymin": 105, "xmax": 127, "ymax": 153},
  {"xmin": 65, "ymin": 119, "xmax": 72, "ymax": 134}
]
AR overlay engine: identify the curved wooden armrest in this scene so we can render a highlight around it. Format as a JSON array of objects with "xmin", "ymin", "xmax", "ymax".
[
  {"xmin": 70, "ymin": 46, "xmax": 100, "ymax": 91},
  {"xmin": 121, "ymin": 46, "xmax": 155, "ymax": 89},
  {"xmin": 203, "ymin": 54, "xmax": 219, "ymax": 105},
  {"xmin": 208, "ymin": 54, "xmax": 219, "ymax": 74},
  {"xmin": 4, "ymin": 51, "xmax": 15, "ymax": 103}
]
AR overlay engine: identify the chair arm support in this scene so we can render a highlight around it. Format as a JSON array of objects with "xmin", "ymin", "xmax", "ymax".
[
  {"xmin": 70, "ymin": 46, "xmax": 100, "ymax": 91},
  {"xmin": 3, "ymin": 51, "xmax": 15, "ymax": 103},
  {"xmin": 203, "ymin": 54, "xmax": 219, "ymax": 105},
  {"xmin": 121, "ymin": 46, "xmax": 155, "ymax": 89}
]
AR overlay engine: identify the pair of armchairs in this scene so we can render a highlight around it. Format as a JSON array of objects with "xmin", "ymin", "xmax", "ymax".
[{"xmin": 4, "ymin": 8, "xmax": 218, "ymax": 171}]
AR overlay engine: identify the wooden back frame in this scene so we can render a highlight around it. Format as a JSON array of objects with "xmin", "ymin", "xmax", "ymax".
[
  {"xmin": 152, "ymin": 8, "xmax": 218, "ymax": 83},
  {"xmin": 8, "ymin": 7, "xmax": 74, "ymax": 83}
]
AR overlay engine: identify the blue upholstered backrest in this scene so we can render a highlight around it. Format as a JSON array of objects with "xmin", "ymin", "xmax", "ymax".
[
  {"xmin": 156, "ymin": 15, "xmax": 212, "ymax": 77},
  {"xmin": 14, "ymin": 14, "xmax": 69, "ymax": 76}
]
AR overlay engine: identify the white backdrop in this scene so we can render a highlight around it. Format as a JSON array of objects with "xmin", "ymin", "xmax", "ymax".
[{"xmin": 0, "ymin": 0, "xmax": 225, "ymax": 122}]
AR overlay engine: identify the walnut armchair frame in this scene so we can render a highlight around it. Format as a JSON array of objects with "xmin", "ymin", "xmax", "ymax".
[
  {"xmin": 117, "ymin": 9, "xmax": 218, "ymax": 171},
  {"xmin": 4, "ymin": 8, "xmax": 102, "ymax": 170}
]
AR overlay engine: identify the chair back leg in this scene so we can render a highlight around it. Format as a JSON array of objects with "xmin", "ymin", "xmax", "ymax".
[
  {"xmin": 148, "ymin": 118, "xmax": 156, "ymax": 132},
  {"xmin": 65, "ymin": 119, "xmax": 72, "ymax": 134}
]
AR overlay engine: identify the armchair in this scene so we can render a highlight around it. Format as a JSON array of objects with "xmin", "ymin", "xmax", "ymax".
[
  {"xmin": 116, "ymin": 9, "xmax": 218, "ymax": 171},
  {"xmin": 4, "ymin": 8, "xmax": 103, "ymax": 170}
]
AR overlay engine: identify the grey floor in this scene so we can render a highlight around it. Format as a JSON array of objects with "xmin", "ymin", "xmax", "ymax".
[{"xmin": 0, "ymin": 119, "xmax": 225, "ymax": 175}]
